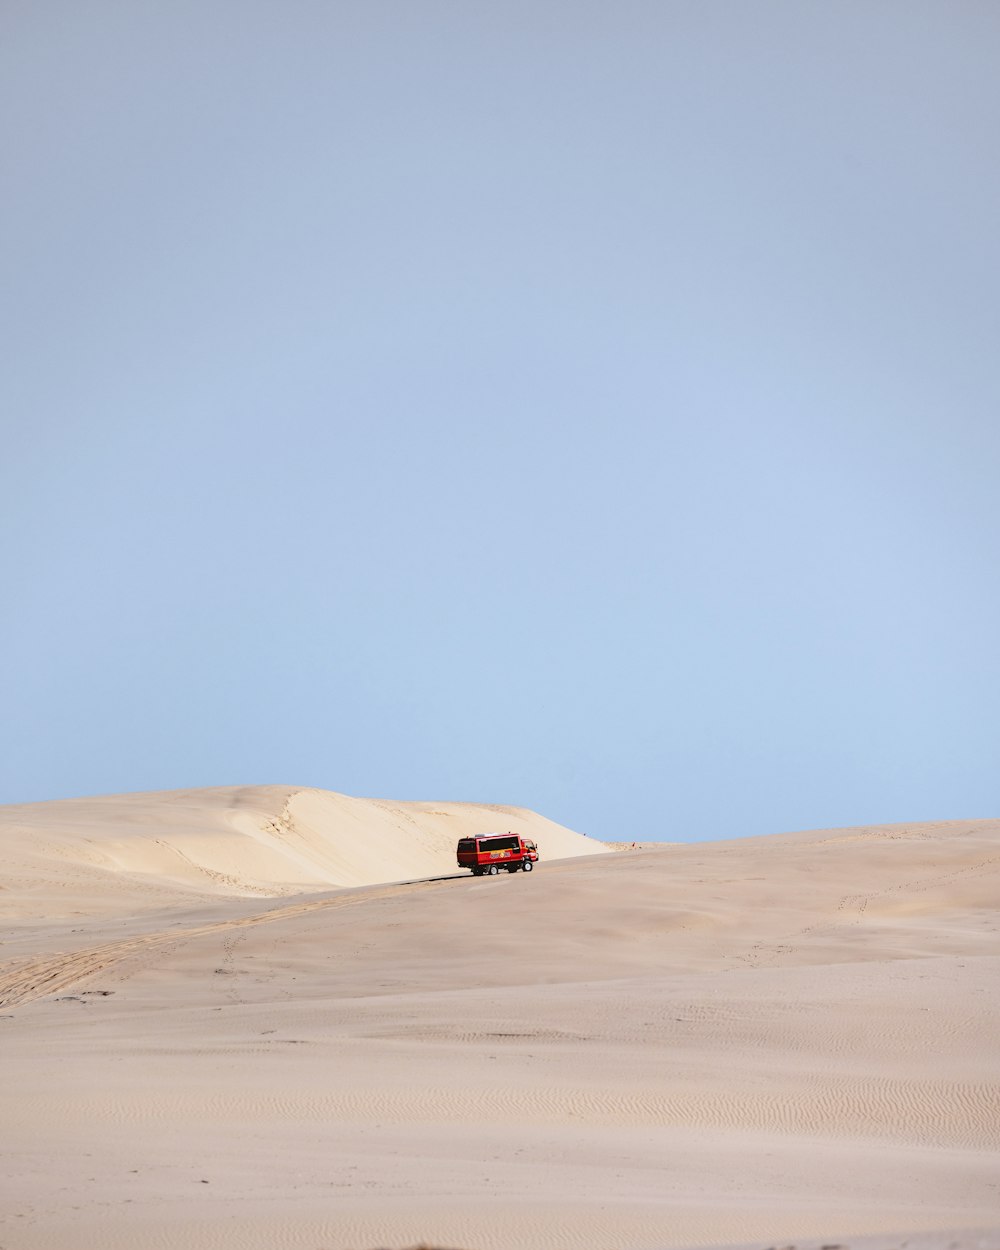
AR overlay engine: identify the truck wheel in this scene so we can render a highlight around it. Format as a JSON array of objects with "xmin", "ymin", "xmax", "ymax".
[
  {"xmin": 522, "ymin": 860, "xmax": 533, "ymax": 871},
  {"xmin": 487, "ymin": 864, "xmax": 499, "ymax": 876}
]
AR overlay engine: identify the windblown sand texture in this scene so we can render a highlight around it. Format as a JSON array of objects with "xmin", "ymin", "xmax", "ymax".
[{"xmin": 1, "ymin": 788, "xmax": 997, "ymax": 1250}]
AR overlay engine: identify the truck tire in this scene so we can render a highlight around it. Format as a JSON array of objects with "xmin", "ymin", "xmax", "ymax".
[
  {"xmin": 487, "ymin": 864, "xmax": 499, "ymax": 876},
  {"xmin": 522, "ymin": 860, "xmax": 533, "ymax": 871}
]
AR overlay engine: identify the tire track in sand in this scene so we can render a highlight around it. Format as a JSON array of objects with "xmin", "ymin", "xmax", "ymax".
[{"xmin": 0, "ymin": 881, "xmax": 432, "ymax": 1009}]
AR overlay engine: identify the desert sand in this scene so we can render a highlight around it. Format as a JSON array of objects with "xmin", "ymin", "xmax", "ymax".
[{"xmin": 0, "ymin": 788, "xmax": 997, "ymax": 1250}]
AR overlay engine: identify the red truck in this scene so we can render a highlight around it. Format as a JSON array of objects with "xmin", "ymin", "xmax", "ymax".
[{"xmin": 457, "ymin": 832, "xmax": 538, "ymax": 875}]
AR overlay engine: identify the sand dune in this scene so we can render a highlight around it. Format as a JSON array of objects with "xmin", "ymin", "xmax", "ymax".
[
  {"xmin": 0, "ymin": 784, "xmax": 606, "ymax": 920},
  {"xmin": 0, "ymin": 795, "xmax": 997, "ymax": 1250}
]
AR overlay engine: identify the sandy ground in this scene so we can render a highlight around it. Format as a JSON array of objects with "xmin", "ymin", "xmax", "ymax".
[{"xmin": 0, "ymin": 792, "xmax": 997, "ymax": 1250}]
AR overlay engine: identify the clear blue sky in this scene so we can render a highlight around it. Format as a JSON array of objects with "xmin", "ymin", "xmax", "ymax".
[{"xmin": 2, "ymin": 2, "xmax": 998, "ymax": 841}]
